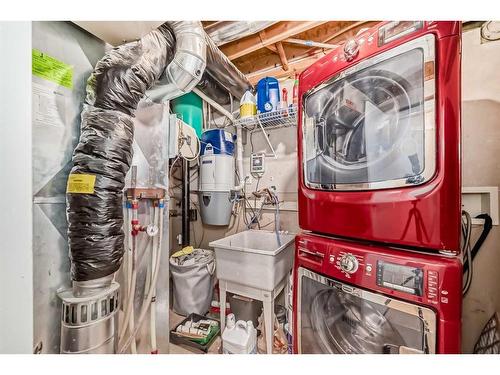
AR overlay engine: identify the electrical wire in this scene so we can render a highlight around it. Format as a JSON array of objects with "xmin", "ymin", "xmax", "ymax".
[{"xmin": 462, "ymin": 210, "xmax": 473, "ymax": 296}]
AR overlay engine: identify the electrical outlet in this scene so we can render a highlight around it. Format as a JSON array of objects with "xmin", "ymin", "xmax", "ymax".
[{"xmin": 245, "ymin": 174, "xmax": 253, "ymax": 185}]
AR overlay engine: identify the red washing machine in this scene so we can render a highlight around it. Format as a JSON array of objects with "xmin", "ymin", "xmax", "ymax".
[
  {"xmin": 293, "ymin": 233, "xmax": 462, "ymax": 354},
  {"xmin": 297, "ymin": 21, "xmax": 462, "ymax": 253}
]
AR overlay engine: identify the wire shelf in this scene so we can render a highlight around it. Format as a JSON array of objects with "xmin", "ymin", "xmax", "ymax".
[{"xmin": 234, "ymin": 105, "xmax": 298, "ymax": 132}]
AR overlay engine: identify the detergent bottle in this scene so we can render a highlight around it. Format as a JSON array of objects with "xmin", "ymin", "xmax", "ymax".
[
  {"xmin": 239, "ymin": 90, "xmax": 257, "ymax": 118},
  {"xmin": 256, "ymin": 77, "xmax": 280, "ymax": 113},
  {"xmin": 222, "ymin": 313, "xmax": 257, "ymax": 354}
]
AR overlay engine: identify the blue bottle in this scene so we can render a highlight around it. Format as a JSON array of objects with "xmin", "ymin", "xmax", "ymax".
[{"xmin": 256, "ymin": 77, "xmax": 280, "ymax": 113}]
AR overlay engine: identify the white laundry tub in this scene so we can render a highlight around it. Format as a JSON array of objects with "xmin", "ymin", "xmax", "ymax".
[{"xmin": 209, "ymin": 230, "xmax": 295, "ymax": 291}]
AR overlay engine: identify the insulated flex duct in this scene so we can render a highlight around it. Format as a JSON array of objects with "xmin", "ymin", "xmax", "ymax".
[
  {"xmin": 203, "ymin": 34, "xmax": 251, "ymax": 100},
  {"xmin": 147, "ymin": 28, "xmax": 251, "ymax": 103},
  {"xmin": 66, "ymin": 23, "xmax": 179, "ymax": 282},
  {"xmin": 146, "ymin": 21, "xmax": 207, "ymax": 101}
]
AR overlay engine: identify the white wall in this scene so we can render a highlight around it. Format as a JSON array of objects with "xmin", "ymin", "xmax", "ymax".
[
  {"xmin": 0, "ymin": 22, "xmax": 34, "ymax": 353},
  {"xmin": 461, "ymin": 26, "xmax": 500, "ymax": 353}
]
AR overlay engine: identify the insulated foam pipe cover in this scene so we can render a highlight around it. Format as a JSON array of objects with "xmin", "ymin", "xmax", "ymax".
[{"xmin": 66, "ymin": 24, "xmax": 176, "ymax": 281}]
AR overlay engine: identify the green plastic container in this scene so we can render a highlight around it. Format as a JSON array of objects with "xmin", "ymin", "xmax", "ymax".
[{"xmin": 172, "ymin": 92, "xmax": 203, "ymax": 138}]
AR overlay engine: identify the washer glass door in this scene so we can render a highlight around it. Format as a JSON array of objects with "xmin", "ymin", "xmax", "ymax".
[
  {"xmin": 302, "ymin": 34, "xmax": 436, "ymax": 190},
  {"xmin": 298, "ymin": 268, "xmax": 436, "ymax": 354}
]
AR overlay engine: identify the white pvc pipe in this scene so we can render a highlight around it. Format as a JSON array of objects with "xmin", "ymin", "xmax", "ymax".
[
  {"xmin": 192, "ymin": 87, "xmax": 234, "ymax": 123},
  {"xmin": 233, "ymin": 125, "xmax": 245, "ymax": 191}
]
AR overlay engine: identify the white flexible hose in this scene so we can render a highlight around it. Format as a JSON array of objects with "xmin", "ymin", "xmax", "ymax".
[
  {"xmin": 118, "ymin": 208, "xmax": 138, "ymax": 350},
  {"xmin": 123, "ymin": 208, "xmax": 137, "ymax": 353},
  {"xmin": 150, "ymin": 204, "xmax": 159, "ymax": 353},
  {"xmin": 119, "ymin": 205, "xmax": 164, "ymax": 354}
]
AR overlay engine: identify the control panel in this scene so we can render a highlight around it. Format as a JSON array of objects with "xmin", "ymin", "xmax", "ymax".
[
  {"xmin": 330, "ymin": 250, "xmax": 364, "ymax": 278},
  {"xmin": 297, "ymin": 233, "xmax": 461, "ymax": 315},
  {"xmin": 250, "ymin": 153, "xmax": 265, "ymax": 177}
]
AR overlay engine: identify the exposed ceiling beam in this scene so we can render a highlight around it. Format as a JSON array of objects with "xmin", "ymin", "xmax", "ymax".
[
  {"xmin": 220, "ymin": 21, "xmax": 328, "ymax": 60},
  {"xmin": 247, "ymin": 50, "xmax": 329, "ymax": 85},
  {"xmin": 275, "ymin": 42, "xmax": 289, "ymax": 71},
  {"xmin": 303, "ymin": 21, "xmax": 375, "ymax": 55}
]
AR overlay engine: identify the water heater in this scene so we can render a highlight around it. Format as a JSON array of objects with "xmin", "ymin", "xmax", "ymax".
[{"xmin": 198, "ymin": 129, "xmax": 235, "ymax": 225}]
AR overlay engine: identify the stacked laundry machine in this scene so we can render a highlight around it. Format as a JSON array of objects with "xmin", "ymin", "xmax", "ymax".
[{"xmin": 293, "ymin": 21, "xmax": 463, "ymax": 354}]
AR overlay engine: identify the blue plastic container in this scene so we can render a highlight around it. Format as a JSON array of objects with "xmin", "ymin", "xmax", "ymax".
[
  {"xmin": 200, "ymin": 129, "xmax": 235, "ymax": 156},
  {"xmin": 256, "ymin": 77, "xmax": 280, "ymax": 113}
]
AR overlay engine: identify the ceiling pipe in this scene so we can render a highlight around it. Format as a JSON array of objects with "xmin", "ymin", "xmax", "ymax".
[{"xmin": 284, "ymin": 37, "xmax": 339, "ymax": 50}]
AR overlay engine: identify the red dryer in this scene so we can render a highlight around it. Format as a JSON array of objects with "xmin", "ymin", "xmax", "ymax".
[
  {"xmin": 297, "ymin": 21, "xmax": 462, "ymax": 253},
  {"xmin": 293, "ymin": 233, "xmax": 462, "ymax": 354}
]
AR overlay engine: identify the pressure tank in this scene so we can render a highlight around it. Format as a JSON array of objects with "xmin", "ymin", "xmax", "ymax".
[
  {"xmin": 198, "ymin": 129, "xmax": 235, "ymax": 226},
  {"xmin": 172, "ymin": 92, "xmax": 203, "ymax": 138}
]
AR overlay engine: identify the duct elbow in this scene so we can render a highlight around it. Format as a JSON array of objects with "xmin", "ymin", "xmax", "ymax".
[{"xmin": 152, "ymin": 21, "xmax": 207, "ymax": 101}]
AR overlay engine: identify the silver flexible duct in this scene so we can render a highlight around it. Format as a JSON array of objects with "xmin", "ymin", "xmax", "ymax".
[
  {"xmin": 147, "ymin": 26, "xmax": 251, "ymax": 103},
  {"xmin": 67, "ymin": 21, "xmax": 207, "ymax": 283},
  {"xmin": 147, "ymin": 21, "xmax": 207, "ymax": 101}
]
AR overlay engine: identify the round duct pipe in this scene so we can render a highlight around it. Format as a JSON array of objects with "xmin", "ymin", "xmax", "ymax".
[{"xmin": 147, "ymin": 21, "xmax": 207, "ymax": 102}]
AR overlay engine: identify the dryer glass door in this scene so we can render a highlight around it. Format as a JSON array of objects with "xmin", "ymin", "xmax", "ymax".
[
  {"xmin": 302, "ymin": 34, "xmax": 436, "ymax": 190},
  {"xmin": 298, "ymin": 267, "xmax": 436, "ymax": 354}
]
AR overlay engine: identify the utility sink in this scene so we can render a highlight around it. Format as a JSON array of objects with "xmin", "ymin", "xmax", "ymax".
[{"xmin": 209, "ymin": 230, "xmax": 295, "ymax": 291}]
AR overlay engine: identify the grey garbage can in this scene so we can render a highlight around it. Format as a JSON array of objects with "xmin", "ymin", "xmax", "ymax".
[{"xmin": 170, "ymin": 249, "xmax": 216, "ymax": 316}]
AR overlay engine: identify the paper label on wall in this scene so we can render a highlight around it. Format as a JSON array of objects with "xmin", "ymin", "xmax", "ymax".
[
  {"xmin": 32, "ymin": 82, "xmax": 67, "ymax": 129},
  {"xmin": 67, "ymin": 174, "xmax": 96, "ymax": 194},
  {"xmin": 32, "ymin": 49, "xmax": 73, "ymax": 89}
]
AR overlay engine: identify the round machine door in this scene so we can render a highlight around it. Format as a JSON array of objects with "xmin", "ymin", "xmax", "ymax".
[
  {"xmin": 310, "ymin": 288, "xmax": 406, "ymax": 354},
  {"xmin": 302, "ymin": 34, "xmax": 436, "ymax": 190},
  {"xmin": 298, "ymin": 268, "xmax": 436, "ymax": 354}
]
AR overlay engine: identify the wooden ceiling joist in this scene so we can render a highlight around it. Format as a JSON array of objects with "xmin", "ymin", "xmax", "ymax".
[
  {"xmin": 275, "ymin": 42, "xmax": 289, "ymax": 71},
  {"xmin": 220, "ymin": 21, "xmax": 328, "ymax": 60},
  {"xmin": 247, "ymin": 50, "xmax": 329, "ymax": 85}
]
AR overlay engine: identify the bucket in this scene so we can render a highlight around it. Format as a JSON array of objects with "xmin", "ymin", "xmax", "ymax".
[{"xmin": 257, "ymin": 77, "xmax": 280, "ymax": 113}]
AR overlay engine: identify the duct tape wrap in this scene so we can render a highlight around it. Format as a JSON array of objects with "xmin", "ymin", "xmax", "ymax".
[{"xmin": 66, "ymin": 24, "xmax": 176, "ymax": 281}]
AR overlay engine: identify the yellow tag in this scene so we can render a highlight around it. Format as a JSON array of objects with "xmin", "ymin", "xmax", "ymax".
[
  {"xmin": 66, "ymin": 174, "xmax": 96, "ymax": 194},
  {"xmin": 172, "ymin": 246, "xmax": 194, "ymax": 258}
]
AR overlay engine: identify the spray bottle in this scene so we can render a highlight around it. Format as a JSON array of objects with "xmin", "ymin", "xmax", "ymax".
[{"xmin": 292, "ymin": 74, "xmax": 299, "ymax": 107}]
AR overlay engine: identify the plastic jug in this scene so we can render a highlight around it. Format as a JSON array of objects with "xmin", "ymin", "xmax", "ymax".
[
  {"xmin": 257, "ymin": 77, "xmax": 280, "ymax": 113},
  {"xmin": 222, "ymin": 313, "xmax": 257, "ymax": 354},
  {"xmin": 239, "ymin": 90, "xmax": 257, "ymax": 118}
]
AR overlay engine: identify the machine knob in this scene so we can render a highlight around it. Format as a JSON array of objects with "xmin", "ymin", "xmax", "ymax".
[{"xmin": 340, "ymin": 254, "xmax": 359, "ymax": 274}]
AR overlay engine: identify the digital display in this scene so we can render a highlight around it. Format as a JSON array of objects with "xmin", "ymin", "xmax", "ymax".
[
  {"xmin": 378, "ymin": 21, "xmax": 424, "ymax": 46},
  {"xmin": 376, "ymin": 261, "xmax": 423, "ymax": 296}
]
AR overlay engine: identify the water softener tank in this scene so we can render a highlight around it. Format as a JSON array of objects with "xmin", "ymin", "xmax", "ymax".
[{"xmin": 199, "ymin": 129, "xmax": 235, "ymax": 226}]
